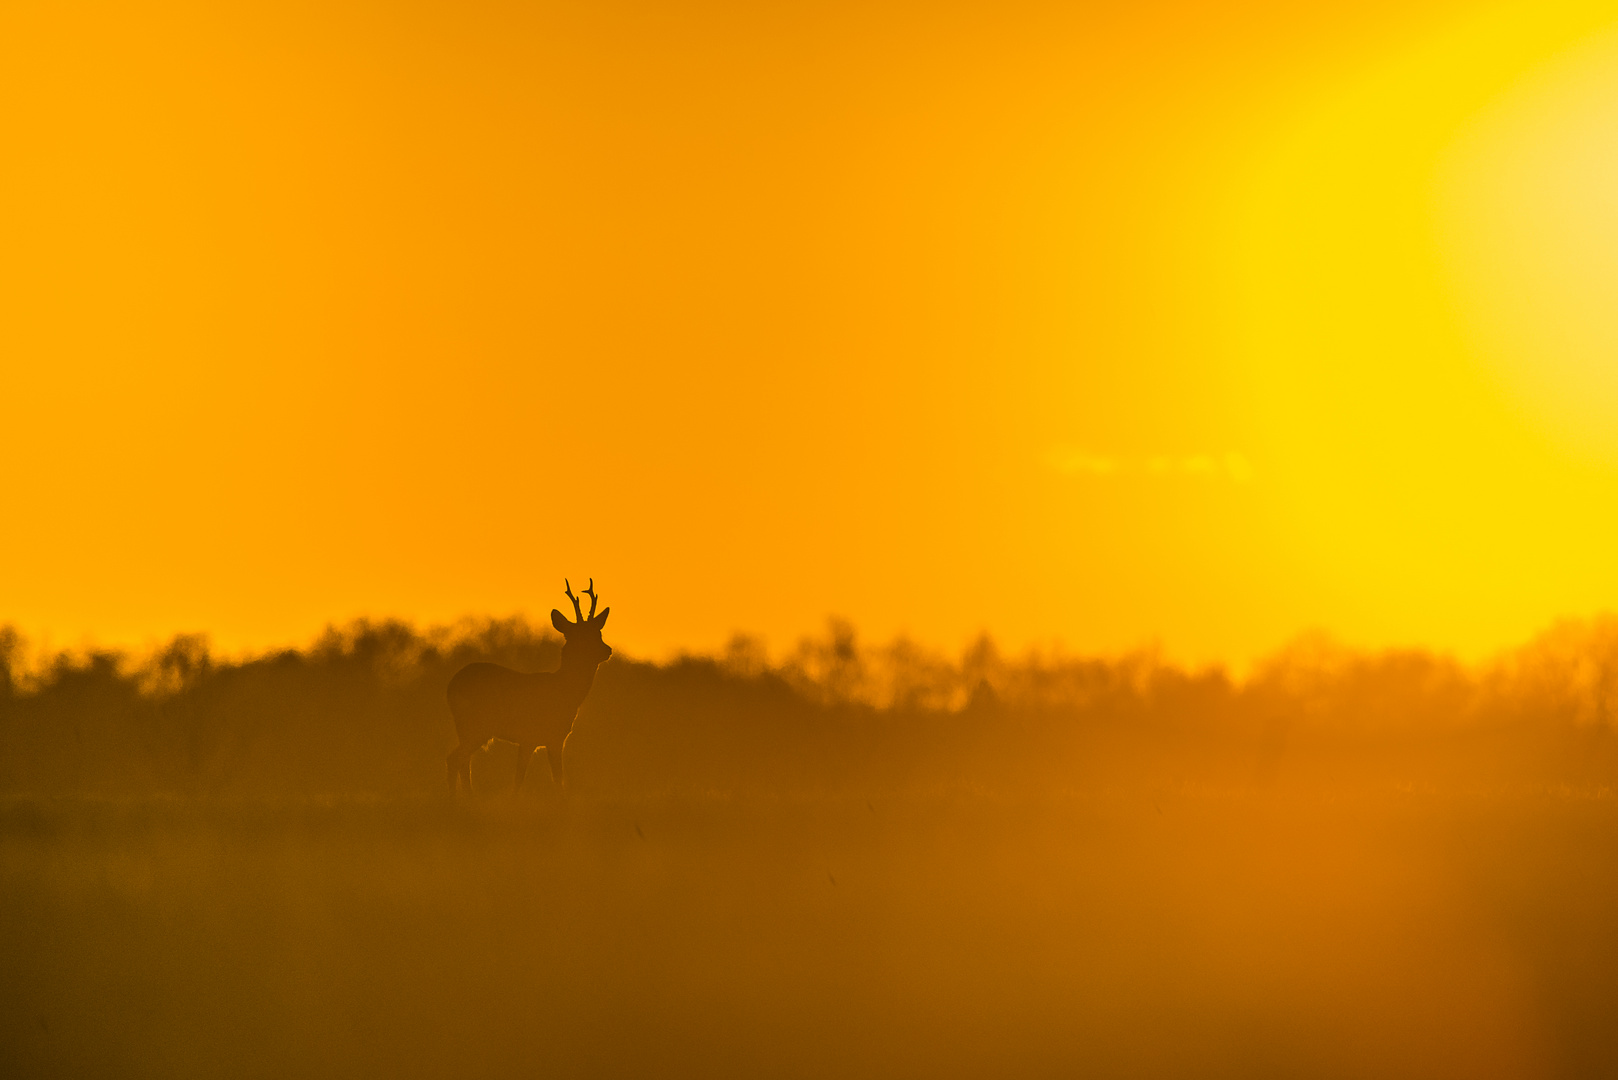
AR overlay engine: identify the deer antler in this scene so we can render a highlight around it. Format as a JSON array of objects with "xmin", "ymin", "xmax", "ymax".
[
  {"xmin": 564, "ymin": 579, "xmax": 583, "ymax": 623},
  {"xmin": 583, "ymin": 578, "xmax": 599, "ymax": 620}
]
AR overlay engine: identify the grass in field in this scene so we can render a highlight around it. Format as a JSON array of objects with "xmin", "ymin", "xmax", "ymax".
[{"xmin": 4, "ymin": 786, "xmax": 1617, "ymax": 1079}]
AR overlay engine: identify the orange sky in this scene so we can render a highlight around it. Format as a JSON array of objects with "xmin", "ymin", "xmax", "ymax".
[{"xmin": 5, "ymin": 0, "xmax": 1618, "ymax": 664}]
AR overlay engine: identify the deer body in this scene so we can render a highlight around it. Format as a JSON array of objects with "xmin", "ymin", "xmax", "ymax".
[{"xmin": 446, "ymin": 581, "xmax": 611, "ymax": 794}]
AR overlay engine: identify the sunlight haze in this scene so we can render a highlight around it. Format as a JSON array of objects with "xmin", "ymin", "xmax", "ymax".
[{"xmin": 5, "ymin": 0, "xmax": 1618, "ymax": 664}]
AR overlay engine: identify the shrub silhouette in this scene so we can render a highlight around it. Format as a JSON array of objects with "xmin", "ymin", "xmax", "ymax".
[{"xmin": 3, "ymin": 615, "xmax": 1618, "ymax": 796}]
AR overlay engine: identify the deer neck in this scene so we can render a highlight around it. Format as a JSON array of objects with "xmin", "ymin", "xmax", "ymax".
[{"xmin": 553, "ymin": 649, "xmax": 601, "ymax": 703}]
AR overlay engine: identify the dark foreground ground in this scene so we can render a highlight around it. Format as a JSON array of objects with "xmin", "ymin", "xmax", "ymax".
[{"xmin": 3, "ymin": 785, "xmax": 1616, "ymax": 1079}]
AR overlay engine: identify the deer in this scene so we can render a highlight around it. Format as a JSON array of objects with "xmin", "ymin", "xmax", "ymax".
[{"xmin": 445, "ymin": 579, "xmax": 611, "ymax": 794}]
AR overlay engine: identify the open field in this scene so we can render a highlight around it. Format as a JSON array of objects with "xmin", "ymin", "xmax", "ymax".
[
  {"xmin": 7, "ymin": 621, "xmax": 1618, "ymax": 1076},
  {"xmin": 4, "ymin": 785, "xmax": 1618, "ymax": 1079}
]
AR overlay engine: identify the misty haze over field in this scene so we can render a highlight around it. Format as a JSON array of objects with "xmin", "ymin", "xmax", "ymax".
[{"xmin": 4, "ymin": 617, "xmax": 1618, "ymax": 1076}]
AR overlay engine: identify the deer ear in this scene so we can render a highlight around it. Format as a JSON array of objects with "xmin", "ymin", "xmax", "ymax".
[
  {"xmin": 591, "ymin": 607, "xmax": 610, "ymax": 630},
  {"xmin": 551, "ymin": 609, "xmax": 574, "ymax": 635}
]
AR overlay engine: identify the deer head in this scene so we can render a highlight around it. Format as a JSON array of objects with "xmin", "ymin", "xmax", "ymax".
[{"xmin": 552, "ymin": 578, "xmax": 612, "ymax": 665}]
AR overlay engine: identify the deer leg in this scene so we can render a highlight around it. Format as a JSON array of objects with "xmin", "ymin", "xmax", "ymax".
[
  {"xmin": 447, "ymin": 745, "xmax": 469, "ymax": 793},
  {"xmin": 545, "ymin": 742, "xmax": 566, "ymax": 787},
  {"xmin": 513, "ymin": 745, "xmax": 534, "ymax": 792}
]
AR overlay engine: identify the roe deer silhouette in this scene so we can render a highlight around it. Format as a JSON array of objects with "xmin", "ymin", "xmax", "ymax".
[{"xmin": 446, "ymin": 579, "xmax": 611, "ymax": 793}]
